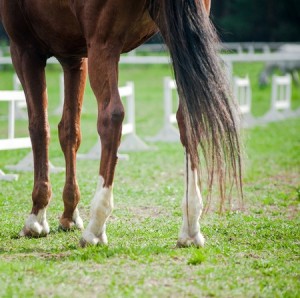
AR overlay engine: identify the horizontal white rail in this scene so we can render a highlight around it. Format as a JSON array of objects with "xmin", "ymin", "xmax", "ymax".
[
  {"xmin": 0, "ymin": 90, "xmax": 30, "ymax": 180},
  {"xmin": 0, "ymin": 137, "xmax": 31, "ymax": 150},
  {"xmin": 0, "ymin": 90, "xmax": 26, "ymax": 101},
  {"xmin": 1, "ymin": 43, "xmax": 299, "ymax": 57},
  {"xmin": 0, "ymin": 53, "xmax": 300, "ymax": 66}
]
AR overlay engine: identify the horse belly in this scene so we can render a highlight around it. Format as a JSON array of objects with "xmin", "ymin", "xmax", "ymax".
[{"xmin": 11, "ymin": 1, "xmax": 86, "ymax": 58}]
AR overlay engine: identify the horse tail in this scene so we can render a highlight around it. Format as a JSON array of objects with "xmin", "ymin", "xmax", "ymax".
[{"xmin": 148, "ymin": 0, "xmax": 242, "ymax": 207}]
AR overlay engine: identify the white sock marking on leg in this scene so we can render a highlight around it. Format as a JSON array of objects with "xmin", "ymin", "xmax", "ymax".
[
  {"xmin": 20, "ymin": 208, "xmax": 50, "ymax": 236},
  {"xmin": 82, "ymin": 176, "xmax": 113, "ymax": 245},
  {"xmin": 72, "ymin": 208, "xmax": 84, "ymax": 230},
  {"xmin": 179, "ymin": 154, "xmax": 204, "ymax": 246}
]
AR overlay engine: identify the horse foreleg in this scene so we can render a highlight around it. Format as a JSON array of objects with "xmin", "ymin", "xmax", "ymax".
[
  {"xmin": 10, "ymin": 43, "xmax": 51, "ymax": 237},
  {"xmin": 58, "ymin": 58, "xmax": 87, "ymax": 231},
  {"xmin": 80, "ymin": 47, "xmax": 124, "ymax": 246},
  {"xmin": 176, "ymin": 105, "xmax": 205, "ymax": 247}
]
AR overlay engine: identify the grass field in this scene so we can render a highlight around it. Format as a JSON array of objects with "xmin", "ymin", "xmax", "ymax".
[{"xmin": 0, "ymin": 62, "xmax": 299, "ymax": 297}]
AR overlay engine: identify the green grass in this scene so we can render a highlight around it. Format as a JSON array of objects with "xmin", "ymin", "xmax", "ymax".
[{"xmin": 0, "ymin": 63, "xmax": 299, "ymax": 297}]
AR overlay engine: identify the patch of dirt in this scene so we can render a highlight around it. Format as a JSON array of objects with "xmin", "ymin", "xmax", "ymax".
[
  {"xmin": 125, "ymin": 205, "xmax": 168, "ymax": 218},
  {"xmin": 246, "ymin": 172, "xmax": 299, "ymax": 191},
  {"xmin": 108, "ymin": 205, "xmax": 169, "ymax": 224},
  {"xmin": 287, "ymin": 204, "xmax": 299, "ymax": 220},
  {"xmin": 0, "ymin": 251, "xmax": 71, "ymax": 261}
]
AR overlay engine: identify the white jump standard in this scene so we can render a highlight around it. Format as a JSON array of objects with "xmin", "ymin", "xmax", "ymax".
[
  {"xmin": 0, "ymin": 90, "xmax": 64, "ymax": 175},
  {"xmin": 147, "ymin": 77, "xmax": 180, "ymax": 142},
  {"xmin": 0, "ymin": 90, "xmax": 31, "ymax": 181},
  {"xmin": 78, "ymin": 82, "xmax": 148, "ymax": 160},
  {"xmin": 233, "ymin": 76, "xmax": 256, "ymax": 128},
  {"xmin": 261, "ymin": 74, "xmax": 294, "ymax": 123}
]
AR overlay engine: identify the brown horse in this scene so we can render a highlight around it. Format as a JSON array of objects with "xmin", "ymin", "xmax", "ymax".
[{"xmin": 0, "ymin": 0, "xmax": 241, "ymax": 247}]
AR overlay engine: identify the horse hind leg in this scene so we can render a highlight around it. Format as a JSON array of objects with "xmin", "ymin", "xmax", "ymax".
[
  {"xmin": 176, "ymin": 104, "xmax": 205, "ymax": 247},
  {"xmin": 80, "ymin": 44, "xmax": 124, "ymax": 247},
  {"xmin": 10, "ymin": 43, "xmax": 51, "ymax": 237},
  {"xmin": 57, "ymin": 57, "xmax": 87, "ymax": 231}
]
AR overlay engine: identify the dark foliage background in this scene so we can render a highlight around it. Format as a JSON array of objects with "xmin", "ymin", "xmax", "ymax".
[
  {"xmin": 210, "ymin": 0, "xmax": 300, "ymax": 42},
  {"xmin": 0, "ymin": 0, "xmax": 299, "ymax": 43}
]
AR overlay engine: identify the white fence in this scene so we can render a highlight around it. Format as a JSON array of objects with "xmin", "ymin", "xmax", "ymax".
[
  {"xmin": 272, "ymin": 74, "xmax": 292, "ymax": 110},
  {"xmin": 78, "ymin": 81, "xmax": 148, "ymax": 160},
  {"xmin": 233, "ymin": 76, "xmax": 256, "ymax": 128},
  {"xmin": 148, "ymin": 74, "xmax": 299, "ymax": 142},
  {"xmin": 233, "ymin": 76, "xmax": 252, "ymax": 114},
  {"xmin": 1, "ymin": 42, "xmax": 299, "ymax": 58},
  {"xmin": 0, "ymin": 50, "xmax": 299, "ymax": 151},
  {"xmin": 13, "ymin": 73, "xmax": 27, "ymax": 119},
  {"xmin": 147, "ymin": 77, "xmax": 179, "ymax": 142},
  {"xmin": 0, "ymin": 80, "xmax": 148, "ymax": 180},
  {"xmin": 53, "ymin": 73, "xmax": 64, "ymax": 115},
  {"xmin": 0, "ymin": 90, "xmax": 31, "ymax": 180},
  {"xmin": 262, "ymin": 74, "xmax": 295, "ymax": 122},
  {"xmin": 226, "ymin": 74, "xmax": 298, "ymax": 127},
  {"xmin": 131, "ymin": 42, "xmax": 300, "ymax": 55},
  {"xmin": 0, "ymin": 52, "xmax": 300, "ymax": 68},
  {"xmin": 0, "ymin": 89, "xmax": 64, "ymax": 179}
]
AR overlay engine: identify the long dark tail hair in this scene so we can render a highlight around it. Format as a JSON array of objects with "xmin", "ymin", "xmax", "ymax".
[{"xmin": 148, "ymin": 0, "xmax": 242, "ymax": 208}]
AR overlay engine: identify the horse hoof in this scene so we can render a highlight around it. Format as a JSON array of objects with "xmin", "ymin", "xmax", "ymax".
[
  {"xmin": 79, "ymin": 238, "xmax": 87, "ymax": 248},
  {"xmin": 19, "ymin": 224, "xmax": 49, "ymax": 238},
  {"xmin": 59, "ymin": 213, "xmax": 84, "ymax": 231},
  {"xmin": 20, "ymin": 227, "xmax": 48, "ymax": 238},
  {"xmin": 72, "ymin": 209, "xmax": 84, "ymax": 230},
  {"xmin": 19, "ymin": 213, "xmax": 50, "ymax": 238},
  {"xmin": 79, "ymin": 237, "xmax": 91, "ymax": 248},
  {"xmin": 79, "ymin": 230, "xmax": 108, "ymax": 247},
  {"xmin": 59, "ymin": 220, "xmax": 82, "ymax": 232},
  {"xmin": 176, "ymin": 233, "xmax": 205, "ymax": 248},
  {"xmin": 79, "ymin": 237, "xmax": 102, "ymax": 248}
]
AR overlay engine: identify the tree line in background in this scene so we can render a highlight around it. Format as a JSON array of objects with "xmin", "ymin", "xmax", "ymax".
[
  {"xmin": 210, "ymin": 0, "xmax": 300, "ymax": 42},
  {"xmin": 0, "ymin": 0, "xmax": 299, "ymax": 43}
]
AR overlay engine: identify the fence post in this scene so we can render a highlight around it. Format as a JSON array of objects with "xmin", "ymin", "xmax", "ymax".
[
  {"xmin": 0, "ymin": 90, "xmax": 64, "ymax": 175},
  {"xmin": 0, "ymin": 90, "xmax": 30, "ymax": 180},
  {"xmin": 78, "ymin": 81, "xmax": 148, "ymax": 160},
  {"xmin": 13, "ymin": 73, "xmax": 27, "ymax": 119},
  {"xmin": 8, "ymin": 99, "xmax": 15, "ymax": 139},
  {"xmin": 261, "ymin": 74, "xmax": 295, "ymax": 123},
  {"xmin": 126, "ymin": 81, "xmax": 136, "ymax": 134},
  {"xmin": 146, "ymin": 77, "xmax": 180, "ymax": 142},
  {"xmin": 233, "ymin": 76, "xmax": 256, "ymax": 128},
  {"xmin": 119, "ymin": 81, "xmax": 150, "ymax": 151},
  {"xmin": 54, "ymin": 73, "xmax": 64, "ymax": 115}
]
